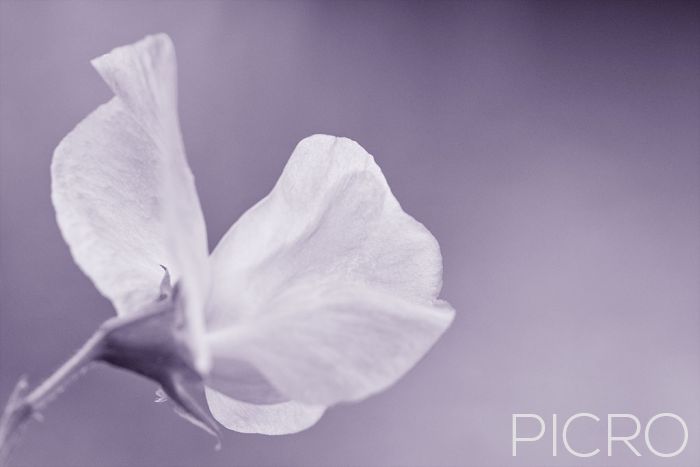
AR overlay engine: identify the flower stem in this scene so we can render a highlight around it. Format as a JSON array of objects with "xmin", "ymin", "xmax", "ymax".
[
  {"xmin": 0, "ymin": 327, "xmax": 107, "ymax": 465},
  {"xmin": 0, "ymin": 295, "xmax": 219, "ymax": 464}
]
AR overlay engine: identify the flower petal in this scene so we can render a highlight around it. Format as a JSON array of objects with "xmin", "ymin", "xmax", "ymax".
[
  {"xmin": 205, "ymin": 134, "xmax": 452, "ymax": 404},
  {"xmin": 205, "ymin": 388, "xmax": 325, "ymax": 435},
  {"xmin": 52, "ymin": 34, "xmax": 210, "ymax": 371},
  {"xmin": 207, "ymin": 282, "xmax": 454, "ymax": 406},
  {"xmin": 206, "ymin": 134, "xmax": 443, "ymax": 328}
]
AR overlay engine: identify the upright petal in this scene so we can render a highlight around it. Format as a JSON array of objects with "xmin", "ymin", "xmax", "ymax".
[
  {"xmin": 205, "ymin": 388, "xmax": 325, "ymax": 435},
  {"xmin": 52, "ymin": 34, "xmax": 210, "ymax": 371},
  {"xmin": 207, "ymin": 134, "xmax": 443, "ymax": 328},
  {"xmin": 206, "ymin": 135, "xmax": 453, "ymax": 406}
]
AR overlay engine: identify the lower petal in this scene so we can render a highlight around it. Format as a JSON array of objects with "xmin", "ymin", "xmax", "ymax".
[{"xmin": 205, "ymin": 388, "xmax": 325, "ymax": 435}]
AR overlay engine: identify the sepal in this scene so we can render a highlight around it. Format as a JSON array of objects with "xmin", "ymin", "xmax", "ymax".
[{"xmin": 97, "ymin": 289, "xmax": 220, "ymax": 443}]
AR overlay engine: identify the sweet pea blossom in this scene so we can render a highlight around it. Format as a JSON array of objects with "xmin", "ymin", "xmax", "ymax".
[{"xmin": 50, "ymin": 34, "xmax": 454, "ymax": 436}]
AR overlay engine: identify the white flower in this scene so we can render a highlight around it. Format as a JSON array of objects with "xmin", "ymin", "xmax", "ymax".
[{"xmin": 51, "ymin": 34, "xmax": 454, "ymax": 435}]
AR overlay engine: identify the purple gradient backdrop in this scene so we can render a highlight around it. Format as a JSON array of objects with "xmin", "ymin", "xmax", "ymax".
[{"xmin": 1, "ymin": 1, "xmax": 698, "ymax": 466}]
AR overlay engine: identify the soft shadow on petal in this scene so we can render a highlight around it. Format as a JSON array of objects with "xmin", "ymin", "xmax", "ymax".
[
  {"xmin": 53, "ymin": 34, "xmax": 210, "ymax": 370},
  {"xmin": 207, "ymin": 134, "xmax": 444, "ymax": 328},
  {"xmin": 205, "ymin": 388, "xmax": 325, "ymax": 435},
  {"xmin": 207, "ymin": 282, "xmax": 454, "ymax": 406},
  {"xmin": 205, "ymin": 355, "xmax": 288, "ymax": 405}
]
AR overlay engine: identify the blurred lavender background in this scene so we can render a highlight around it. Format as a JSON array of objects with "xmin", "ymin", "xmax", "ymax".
[{"xmin": 0, "ymin": 1, "xmax": 698, "ymax": 466}]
